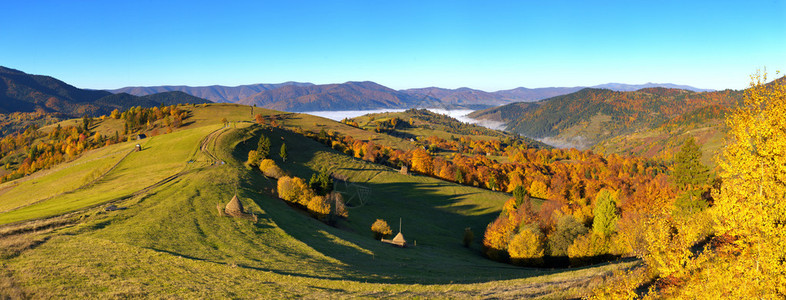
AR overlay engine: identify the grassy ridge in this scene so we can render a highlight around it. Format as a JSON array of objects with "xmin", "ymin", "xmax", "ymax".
[{"xmin": 0, "ymin": 125, "xmax": 218, "ymax": 225}]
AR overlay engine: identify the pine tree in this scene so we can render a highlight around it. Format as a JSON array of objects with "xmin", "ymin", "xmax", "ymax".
[
  {"xmin": 592, "ymin": 189, "xmax": 619, "ymax": 236},
  {"xmin": 280, "ymin": 142, "xmax": 288, "ymax": 162},
  {"xmin": 257, "ymin": 134, "xmax": 271, "ymax": 159},
  {"xmin": 673, "ymin": 137, "xmax": 709, "ymax": 190}
]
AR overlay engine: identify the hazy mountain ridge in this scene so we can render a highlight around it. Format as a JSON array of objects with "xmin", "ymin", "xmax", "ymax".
[
  {"xmin": 112, "ymin": 80, "xmax": 714, "ymax": 111},
  {"xmin": 240, "ymin": 81, "xmax": 434, "ymax": 111},
  {"xmin": 0, "ymin": 66, "xmax": 211, "ymax": 117},
  {"xmin": 110, "ymin": 82, "xmax": 314, "ymax": 103}
]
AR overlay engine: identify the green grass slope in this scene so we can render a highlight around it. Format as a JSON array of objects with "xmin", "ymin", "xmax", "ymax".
[
  {"xmin": 0, "ymin": 124, "xmax": 220, "ymax": 225},
  {"xmin": 0, "ymin": 104, "xmax": 634, "ymax": 298}
]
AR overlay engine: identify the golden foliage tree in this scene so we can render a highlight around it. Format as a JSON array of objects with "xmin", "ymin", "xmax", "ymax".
[
  {"xmin": 259, "ymin": 159, "xmax": 286, "ymax": 179},
  {"xmin": 277, "ymin": 176, "xmax": 310, "ymax": 205},
  {"xmin": 507, "ymin": 224, "xmax": 545, "ymax": 266},
  {"xmin": 371, "ymin": 219, "xmax": 392, "ymax": 240},
  {"xmin": 307, "ymin": 195, "xmax": 331, "ymax": 220},
  {"xmin": 528, "ymin": 180, "xmax": 549, "ymax": 199},
  {"xmin": 709, "ymin": 72, "xmax": 786, "ymax": 296},
  {"xmin": 410, "ymin": 147, "xmax": 433, "ymax": 174}
]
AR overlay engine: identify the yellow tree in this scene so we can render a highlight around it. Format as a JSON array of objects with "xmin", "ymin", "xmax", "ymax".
[
  {"xmin": 410, "ymin": 148, "xmax": 433, "ymax": 174},
  {"xmin": 711, "ymin": 71, "xmax": 786, "ymax": 297}
]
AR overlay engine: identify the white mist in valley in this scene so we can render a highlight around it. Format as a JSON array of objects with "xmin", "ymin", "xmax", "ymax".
[{"xmin": 300, "ymin": 108, "xmax": 507, "ymax": 131}]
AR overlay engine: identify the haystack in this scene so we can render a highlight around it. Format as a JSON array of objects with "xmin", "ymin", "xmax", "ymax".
[
  {"xmin": 224, "ymin": 194, "xmax": 245, "ymax": 217},
  {"xmin": 382, "ymin": 232, "xmax": 407, "ymax": 247}
]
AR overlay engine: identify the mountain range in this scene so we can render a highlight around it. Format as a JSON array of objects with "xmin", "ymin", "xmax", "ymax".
[
  {"xmin": 0, "ymin": 66, "xmax": 210, "ymax": 117},
  {"xmin": 110, "ymin": 82, "xmax": 314, "ymax": 103},
  {"xmin": 111, "ymin": 80, "xmax": 714, "ymax": 111}
]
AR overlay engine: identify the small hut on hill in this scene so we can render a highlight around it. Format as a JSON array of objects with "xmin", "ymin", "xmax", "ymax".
[
  {"xmin": 382, "ymin": 232, "xmax": 407, "ymax": 247},
  {"xmin": 224, "ymin": 194, "xmax": 245, "ymax": 217}
]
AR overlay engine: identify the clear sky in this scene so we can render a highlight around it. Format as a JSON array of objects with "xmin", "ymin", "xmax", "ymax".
[{"xmin": 1, "ymin": 0, "xmax": 784, "ymax": 91}]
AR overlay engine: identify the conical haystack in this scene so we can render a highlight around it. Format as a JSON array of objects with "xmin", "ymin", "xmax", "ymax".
[
  {"xmin": 225, "ymin": 194, "xmax": 244, "ymax": 216},
  {"xmin": 382, "ymin": 232, "xmax": 407, "ymax": 247},
  {"xmin": 391, "ymin": 232, "xmax": 406, "ymax": 246}
]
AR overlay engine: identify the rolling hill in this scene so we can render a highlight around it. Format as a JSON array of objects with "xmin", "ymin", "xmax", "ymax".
[
  {"xmin": 0, "ymin": 66, "xmax": 212, "ymax": 117},
  {"xmin": 0, "ymin": 104, "xmax": 633, "ymax": 298}
]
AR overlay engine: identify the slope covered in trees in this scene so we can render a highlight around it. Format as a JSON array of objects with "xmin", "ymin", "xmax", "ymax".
[{"xmin": 470, "ymin": 87, "xmax": 744, "ymax": 149}]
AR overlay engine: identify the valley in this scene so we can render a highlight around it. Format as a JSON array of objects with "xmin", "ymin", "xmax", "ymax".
[
  {"xmin": 1, "ymin": 66, "xmax": 784, "ymax": 299},
  {"xmin": 0, "ymin": 104, "xmax": 634, "ymax": 298}
]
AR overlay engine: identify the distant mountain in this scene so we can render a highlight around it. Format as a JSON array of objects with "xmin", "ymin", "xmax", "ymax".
[
  {"xmin": 493, "ymin": 86, "xmax": 585, "ymax": 102},
  {"xmin": 239, "ymin": 81, "xmax": 435, "ymax": 111},
  {"xmin": 0, "ymin": 66, "xmax": 111, "ymax": 115},
  {"xmin": 110, "ymin": 81, "xmax": 713, "ymax": 112},
  {"xmin": 401, "ymin": 84, "xmax": 711, "ymax": 108},
  {"xmin": 470, "ymin": 87, "xmax": 743, "ymax": 149},
  {"xmin": 591, "ymin": 82, "xmax": 714, "ymax": 92},
  {"xmin": 110, "ymin": 82, "xmax": 314, "ymax": 103},
  {"xmin": 0, "ymin": 66, "xmax": 211, "ymax": 116},
  {"xmin": 401, "ymin": 87, "xmax": 507, "ymax": 108}
]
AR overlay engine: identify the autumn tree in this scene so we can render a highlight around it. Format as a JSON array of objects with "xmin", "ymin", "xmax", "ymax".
[
  {"xmin": 507, "ymin": 224, "xmax": 545, "ymax": 266},
  {"xmin": 371, "ymin": 219, "xmax": 392, "ymax": 240},
  {"xmin": 277, "ymin": 176, "xmax": 310, "ymax": 205},
  {"xmin": 410, "ymin": 147, "xmax": 433, "ymax": 174},
  {"xmin": 708, "ymin": 72, "xmax": 786, "ymax": 296},
  {"xmin": 247, "ymin": 149, "xmax": 261, "ymax": 166},
  {"xmin": 259, "ymin": 159, "xmax": 285, "ymax": 179},
  {"xmin": 307, "ymin": 195, "xmax": 331, "ymax": 220},
  {"xmin": 547, "ymin": 214, "xmax": 589, "ymax": 256}
]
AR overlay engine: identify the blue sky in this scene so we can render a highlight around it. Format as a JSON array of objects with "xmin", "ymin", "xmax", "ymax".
[{"xmin": 1, "ymin": 0, "xmax": 784, "ymax": 91}]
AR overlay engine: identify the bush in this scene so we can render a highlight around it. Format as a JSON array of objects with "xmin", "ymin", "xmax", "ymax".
[
  {"xmin": 259, "ymin": 159, "xmax": 285, "ymax": 179},
  {"xmin": 371, "ymin": 219, "xmax": 392, "ymax": 240}
]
